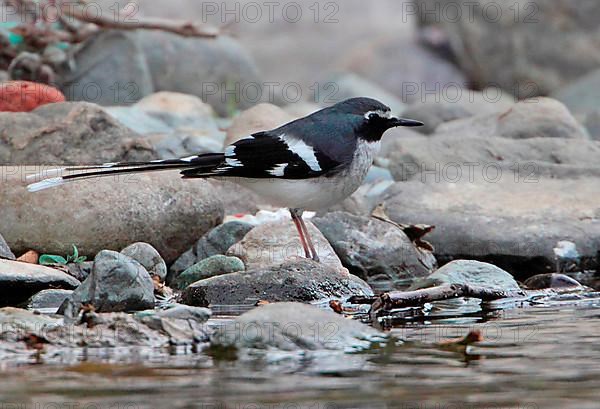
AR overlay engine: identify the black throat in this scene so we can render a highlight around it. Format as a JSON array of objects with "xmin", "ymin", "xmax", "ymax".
[{"xmin": 357, "ymin": 117, "xmax": 397, "ymax": 142}]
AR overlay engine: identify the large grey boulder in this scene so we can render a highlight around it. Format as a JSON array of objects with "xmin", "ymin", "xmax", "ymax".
[
  {"xmin": 0, "ymin": 260, "xmax": 80, "ymax": 306},
  {"xmin": 1, "ymin": 168, "xmax": 223, "ymax": 263},
  {"xmin": 210, "ymin": 302, "xmax": 386, "ymax": 352},
  {"xmin": 60, "ymin": 30, "xmax": 154, "ymax": 106},
  {"xmin": 401, "ymin": 89, "xmax": 516, "ymax": 134},
  {"xmin": 181, "ymin": 259, "xmax": 373, "ymax": 307},
  {"xmin": 61, "ymin": 30, "xmax": 261, "ymax": 116},
  {"xmin": 435, "ymin": 98, "xmax": 588, "ymax": 140},
  {"xmin": 381, "ymin": 178, "xmax": 600, "ymax": 278},
  {"xmin": 381, "ymin": 132, "xmax": 600, "ymax": 182},
  {"xmin": 0, "ymin": 102, "xmax": 156, "ymax": 165},
  {"xmin": 139, "ymin": 31, "xmax": 261, "ymax": 116},
  {"xmin": 415, "ymin": 0, "xmax": 600, "ymax": 97}
]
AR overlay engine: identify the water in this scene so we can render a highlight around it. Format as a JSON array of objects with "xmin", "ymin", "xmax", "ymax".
[{"xmin": 2, "ymin": 295, "xmax": 600, "ymax": 408}]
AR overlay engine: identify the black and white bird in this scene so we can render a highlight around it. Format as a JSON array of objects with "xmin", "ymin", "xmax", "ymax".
[{"xmin": 27, "ymin": 97, "xmax": 423, "ymax": 261}]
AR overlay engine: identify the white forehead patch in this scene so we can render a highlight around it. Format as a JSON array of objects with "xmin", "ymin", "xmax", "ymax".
[{"xmin": 364, "ymin": 109, "xmax": 392, "ymax": 120}]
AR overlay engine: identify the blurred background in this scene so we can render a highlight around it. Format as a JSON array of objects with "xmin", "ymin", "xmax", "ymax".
[{"xmin": 2, "ymin": 0, "xmax": 599, "ymax": 127}]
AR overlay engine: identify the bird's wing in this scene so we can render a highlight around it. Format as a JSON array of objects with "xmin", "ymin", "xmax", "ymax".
[{"xmin": 181, "ymin": 130, "xmax": 349, "ymax": 179}]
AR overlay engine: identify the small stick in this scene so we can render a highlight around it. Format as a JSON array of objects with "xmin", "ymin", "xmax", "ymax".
[
  {"xmin": 63, "ymin": 0, "xmax": 219, "ymax": 38},
  {"xmin": 369, "ymin": 284, "xmax": 526, "ymax": 314}
]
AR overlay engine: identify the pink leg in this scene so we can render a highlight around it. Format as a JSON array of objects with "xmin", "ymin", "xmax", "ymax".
[
  {"xmin": 290, "ymin": 208, "xmax": 311, "ymax": 259},
  {"xmin": 297, "ymin": 212, "xmax": 320, "ymax": 262}
]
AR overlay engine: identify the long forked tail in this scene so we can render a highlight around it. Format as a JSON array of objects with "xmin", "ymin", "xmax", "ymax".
[{"xmin": 26, "ymin": 153, "xmax": 225, "ymax": 192}]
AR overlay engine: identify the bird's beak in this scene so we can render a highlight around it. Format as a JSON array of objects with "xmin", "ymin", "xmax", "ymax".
[{"xmin": 389, "ymin": 117, "xmax": 424, "ymax": 127}]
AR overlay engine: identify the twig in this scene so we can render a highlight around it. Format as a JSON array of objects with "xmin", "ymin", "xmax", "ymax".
[
  {"xmin": 63, "ymin": 1, "xmax": 219, "ymax": 38},
  {"xmin": 368, "ymin": 284, "xmax": 526, "ymax": 314}
]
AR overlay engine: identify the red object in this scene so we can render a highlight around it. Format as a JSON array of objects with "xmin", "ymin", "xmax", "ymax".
[{"xmin": 0, "ymin": 81, "xmax": 65, "ymax": 112}]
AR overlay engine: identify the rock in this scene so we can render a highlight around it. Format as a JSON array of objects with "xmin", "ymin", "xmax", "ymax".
[
  {"xmin": 24, "ymin": 289, "xmax": 72, "ymax": 311},
  {"xmin": 0, "ymin": 81, "xmax": 65, "ymax": 112},
  {"xmin": 60, "ymin": 29, "xmax": 261, "ymax": 115},
  {"xmin": 173, "ymin": 255, "xmax": 245, "ymax": 290},
  {"xmin": 381, "ymin": 178, "xmax": 600, "ymax": 279},
  {"xmin": 0, "ymin": 233, "xmax": 15, "ymax": 260},
  {"xmin": 150, "ymin": 130, "xmax": 225, "ymax": 160},
  {"xmin": 168, "ymin": 221, "xmax": 253, "ymax": 284},
  {"xmin": 583, "ymin": 110, "xmax": 600, "ymax": 141},
  {"xmin": 336, "ymin": 34, "xmax": 467, "ymax": 104},
  {"xmin": 227, "ymin": 220, "xmax": 344, "ymax": 272},
  {"xmin": 0, "ymin": 308, "xmax": 175, "ymax": 354},
  {"xmin": 225, "ymin": 103, "xmax": 295, "ymax": 146},
  {"xmin": 121, "ymin": 242, "xmax": 167, "ymax": 282},
  {"xmin": 0, "ymin": 307, "xmax": 60, "ymax": 340},
  {"xmin": 416, "ymin": 0, "xmax": 600, "ymax": 97},
  {"xmin": 0, "ymin": 260, "xmax": 80, "ymax": 306},
  {"xmin": 104, "ymin": 106, "xmax": 174, "ymax": 135},
  {"xmin": 411, "ymin": 260, "xmax": 520, "ymax": 292},
  {"xmin": 135, "ymin": 92, "xmax": 216, "ymax": 118},
  {"xmin": 402, "ymin": 102, "xmax": 471, "ymax": 135},
  {"xmin": 324, "ymin": 73, "xmax": 405, "ymax": 113},
  {"xmin": 210, "ymin": 302, "xmax": 385, "ymax": 352},
  {"xmin": 139, "ymin": 31, "xmax": 261, "ymax": 116},
  {"xmin": 135, "ymin": 304, "xmax": 211, "ymax": 323},
  {"xmin": 380, "ymin": 132, "xmax": 600, "ymax": 182},
  {"xmin": 66, "ymin": 261, "xmax": 94, "ymax": 282},
  {"xmin": 364, "ymin": 165, "xmax": 394, "ymax": 184},
  {"xmin": 435, "ymin": 98, "xmax": 588, "ymax": 140},
  {"xmin": 553, "ymin": 69, "xmax": 600, "ymax": 118},
  {"xmin": 105, "ymin": 92, "xmax": 225, "ymax": 159},
  {"xmin": 325, "ymin": 179, "xmax": 397, "ymax": 217},
  {"xmin": 16, "ymin": 250, "xmax": 37, "ymax": 263},
  {"xmin": 135, "ymin": 304, "xmax": 212, "ymax": 345},
  {"xmin": 205, "ymin": 180, "xmax": 263, "ymax": 215},
  {"xmin": 154, "ymin": 304, "xmax": 211, "ymax": 322},
  {"xmin": 1, "ymin": 168, "xmax": 223, "ymax": 264},
  {"xmin": 282, "ymin": 102, "xmax": 321, "ymax": 118},
  {"xmin": 524, "ymin": 274, "xmax": 583, "ymax": 290},
  {"xmin": 401, "ymin": 89, "xmax": 516, "ymax": 134},
  {"xmin": 0, "ymin": 102, "xmax": 156, "ymax": 164},
  {"xmin": 181, "ymin": 259, "xmax": 373, "ymax": 307},
  {"xmin": 59, "ymin": 250, "xmax": 155, "ymax": 316},
  {"xmin": 313, "ymin": 212, "xmax": 436, "ymax": 288},
  {"xmin": 551, "ymin": 69, "xmax": 600, "ymax": 142},
  {"xmin": 60, "ymin": 30, "xmax": 154, "ymax": 106}
]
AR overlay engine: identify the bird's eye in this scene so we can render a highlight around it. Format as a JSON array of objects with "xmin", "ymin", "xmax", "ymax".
[{"xmin": 368, "ymin": 113, "xmax": 378, "ymax": 121}]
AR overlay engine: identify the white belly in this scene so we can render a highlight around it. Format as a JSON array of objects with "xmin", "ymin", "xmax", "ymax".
[{"xmin": 231, "ymin": 140, "xmax": 379, "ymax": 211}]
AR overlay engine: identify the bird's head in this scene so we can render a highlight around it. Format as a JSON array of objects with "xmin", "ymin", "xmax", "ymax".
[{"xmin": 329, "ymin": 97, "xmax": 424, "ymax": 142}]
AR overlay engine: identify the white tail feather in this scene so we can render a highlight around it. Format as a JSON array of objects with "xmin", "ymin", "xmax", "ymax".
[
  {"xmin": 27, "ymin": 177, "xmax": 67, "ymax": 192},
  {"xmin": 25, "ymin": 167, "xmax": 66, "ymax": 181}
]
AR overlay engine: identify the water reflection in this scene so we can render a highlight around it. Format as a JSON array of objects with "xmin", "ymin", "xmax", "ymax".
[{"xmin": 2, "ymin": 290, "xmax": 600, "ymax": 408}]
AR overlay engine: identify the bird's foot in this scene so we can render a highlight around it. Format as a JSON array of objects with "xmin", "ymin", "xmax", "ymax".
[{"xmin": 311, "ymin": 253, "xmax": 320, "ymax": 262}]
